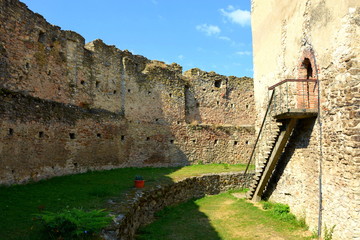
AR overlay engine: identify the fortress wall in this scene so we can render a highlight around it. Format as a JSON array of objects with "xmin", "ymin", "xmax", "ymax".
[
  {"xmin": 252, "ymin": 0, "xmax": 360, "ymax": 239},
  {"xmin": 0, "ymin": 89, "xmax": 128, "ymax": 184},
  {"xmin": 184, "ymin": 68, "xmax": 254, "ymax": 126},
  {"xmin": 0, "ymin": 0, "xmax": 255, "ymax": 185}
]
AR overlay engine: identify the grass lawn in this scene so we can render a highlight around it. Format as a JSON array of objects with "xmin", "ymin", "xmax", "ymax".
[
  {"xmin": 168, "ymin": 163, "xmax": 251, "ymax": 181},
  {"xmin": 0, "ymin": 164, "xmax": 249, "ymax": 240},
  {"xmin": 136, "ymin": 192, "xmax": 314, "ymax": 240}
]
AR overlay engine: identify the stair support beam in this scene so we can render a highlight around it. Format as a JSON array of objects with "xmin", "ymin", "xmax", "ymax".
[{"xmin": 252, "ymin": 118, "xmax": 298, "ymax": 202}]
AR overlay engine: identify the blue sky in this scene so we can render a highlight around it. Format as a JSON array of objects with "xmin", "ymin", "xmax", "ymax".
[{"xmin": 22, "ymin": 0, "xmax": 253, "ymax": 77}]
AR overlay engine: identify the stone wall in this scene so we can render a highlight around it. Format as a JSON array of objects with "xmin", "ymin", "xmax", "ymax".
[
  {"xmin": 184, "ymin": 68, "xmax": 254, "ymax": 126},
  {"xmin": 251, "ymin": 0, "xmax": 360, "ymax": 239},
  {"xmin": 101, "ymin": 172, "xmax": 254, "ymax": 240},
  {"xmin": 0, "ymin": 0, "xmax": 255, "ymax": 185}
]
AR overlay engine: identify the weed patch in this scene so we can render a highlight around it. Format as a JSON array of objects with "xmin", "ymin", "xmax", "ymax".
[
  {"xmin": 35, "ymin": 208, "xmax": 111, "ymax": 239},
  {"xmin": 261, "ymin": 201, "xmax": 307, "ymax": 228}
]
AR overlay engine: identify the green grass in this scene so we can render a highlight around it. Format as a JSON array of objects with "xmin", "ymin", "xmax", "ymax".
[
  {"xmin": 260, "ymin": 201, "xmax": 307, "ymax": 228},
  {"xmin": 0, "ymin": 167, "xmax": 177, "ymax": 240},
  {"xmin": 0, "ymin": 164, "xmax": 250, "ymax": 240},
  {"xmin": 168, "ymin": 163, "xmax": 252, "ymax": 181},
  {"xmin": 137, "ymin": 192, "xmax": 313, "ymax": 240}
]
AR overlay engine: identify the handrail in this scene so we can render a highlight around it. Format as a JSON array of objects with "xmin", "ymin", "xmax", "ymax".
[
  {"xmin": 268, "ymin": 78, "xmax": 317, "ymax": 90},
  {"xmin": 242, "ymin": 89, "xmax": 275, "ymax": 186}
]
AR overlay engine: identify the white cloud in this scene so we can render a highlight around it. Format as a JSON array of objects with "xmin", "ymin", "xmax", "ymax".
[
  {"xmin": 178, "ymin": 55, "xmax": 184, "ymax": 60},
  {"xmin": 151, "ymin": 0, "xmax": 159, "ymax": 5},
  {"xmin": 218, "ymin": 36, "xmax": 231, "ymax": 41},
  {"xmin": 196, "ymin": 24, "xmax": 221, "ymax": 36},
  {"xmin": 220, "ymin": 6, "xmax": 251, "ymax": 27},
  {"xmin": 236, "ymin": 51, "xmax": 252, "ymax": 55}
]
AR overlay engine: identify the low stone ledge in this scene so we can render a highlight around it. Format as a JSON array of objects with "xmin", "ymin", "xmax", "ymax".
[{"xmin": 101, "ymin": 172, "xmax": 254, "ymax": 240}]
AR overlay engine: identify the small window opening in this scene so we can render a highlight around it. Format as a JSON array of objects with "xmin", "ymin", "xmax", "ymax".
[
  {"xmin": 245, "ymin": 140, "xmax": 249, "ymax": 145},
  {"xmin": 146, "ymin": 137, "xmax": 150, "ymax": 141},
  {"xmin": 97, "ymin": 133, "xmax": 102, "ymax": 138},
  {"xmin": 69, "ymin": 133, "xmax": 76, "ymax": 139},
  {"xmin": 121, "ymin": 135, "xmax": 125, "ymax": 141},
  {"xmin": 8, "ymin": 128, "xmax": 13, "ymax": 136},
  {"xmin": 113, "ymin": 90, "xmax": 117, "ymax": 94},
  {"xmin": 234, "ymin": 141, "xmax": 238, "ymax": 145},
  {"xmin": 11, "ymin": 169, "xmax": 15, "ymax": 174},
  {"xmin": 302, "ymin": 58, "xmax": 313, "ymax": 79},
  {"xmin": 192, "ymin": 139, "xmax": 196, "ymax": 143},
  {"xmin": 39, "ymin": 131, "xmax": 44, "ymax": 138},
  {"xmin": 177, "ymin": 121, "xmax": 181, "ymax": 124},
  {"xmin": 214, "ymin": 139, "xmax": 218, "ymax": 145},
  {"xmin": 38, "ymin": 31, "xmax": 46, "ymax": 43},
  {"xmin": 169, "ymin": 93, "xmax": 172, "ymax": 97},
  {"xmin": 211, "ymin": 90, "xmax": 214, "ymax": 92},
  {"xmin": 214, "ymin": 80, "xmax": 222, "ymax": 88},
  {"xmin": 231, "ymin": 103, "xmax": 235, "ymax": 108},
  {"xmin": 95, "ymin": 81, "xmax": 100, "ymax": 88},
  {"xmin": 196, "ymin": 102, "xmax": 200, "ymax": 107},
  {"xmin": 202, "ymin": 88, "xmax": 206, "ymax": 91},
  {"xmin": 155, "ymin": 118, "xmax": 159, "ymax": 122},
  {"xmin": 128, "ymin": 89, "xmax": 131, "ymax": 93},
  {"xmin": 51, "ymin": 166, "xmax": 55, "ymax": 170},
  {"xmin": 25, "ymin": 62, "xmax": 30, "ymax": 69},
  {"xmin": 148, "ymin": 91, "xmax": 151, "ymax": 94},
  {"xmin": 73, "ymin": 162, "xmax": 78, "ymax": 167},
  {"xmin": 217, "ymin": 101, "xmax": 220, "ymax": 105},
  {"xmin": 170, "ymin": 140, "xmax": 174, "ymax": 144},
  {"xmin": 47, "ymin": 70, "xmax": 51, "ymax": 75},
  {"xmin": 246, "ymin": 104, "xmax": 249, "ymax": 109},
  {"xmin": 80, "ymin": 80, "xmax": 85, "ymax": 85}
]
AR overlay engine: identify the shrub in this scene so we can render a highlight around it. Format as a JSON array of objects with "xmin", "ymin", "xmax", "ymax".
[
  {"xmin": 261, "ymin": 201, "xmax": 306, "ymax": 226},
  {"xmin": 35, "ymin": 208, "xmax": 112, "ymax": 239},
  {"xmin": 272, "ymin": 203, "xmax": 290, "ymax": 215},
  {"xmin": 262, "ymin": 201, "xmax": 273, "ymax": 210},
  {"xmin": 324, "ymin": 224, "xmax": 335, "ymax": 240}
]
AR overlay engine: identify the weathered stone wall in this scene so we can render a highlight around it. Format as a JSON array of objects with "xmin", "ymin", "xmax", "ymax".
[
  {"xmin": 0, "ymin": 88, "xmax": 128, "ymax": 184},
  {"xmin": 0, "ymin": 0, "xmax": 255, "ymax": 185},
  {"xmin": 252, "ymin": 0, "xmax": 360, "ymax": 239},
  {"xmin": 102, "ymin": 172, "xmax": 254, "ymax": 240},
  {"xmin": 184, "ymin": 68, "xmax": 254, "ymax": 126}
]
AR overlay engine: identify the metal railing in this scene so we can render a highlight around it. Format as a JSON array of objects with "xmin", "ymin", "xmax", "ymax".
[
  {"xmin": 269, "ymin": 79, "xmax": 318, "ymax": 116},
  {"xmin": 242, "ymin": 78, "xmax": 318, "ymax": 188}
]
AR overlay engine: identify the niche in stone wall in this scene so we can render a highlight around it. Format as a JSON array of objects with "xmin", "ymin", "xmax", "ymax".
[
  {"xmin": 69, "ymin": 133, "xmax": 76, "ymax": 139},
  {"xmin": 38, "ymin": 31, "xmax": 46, "ymax": 43},
  {"xmin": 214, "ymin": 80, "xmax": 222, "ymax": 88},
  {"xmin": 301, "ymin": 58, "xmax": 313, "ymax": 79}
]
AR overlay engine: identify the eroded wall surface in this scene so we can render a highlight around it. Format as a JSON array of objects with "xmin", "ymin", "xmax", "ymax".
[
  {"xmin": 0, "ymin": 0, "xmax": 255, "ymax": 185},
  {"xmin": 252, "ymin": 0, "xmax": 360, "ymax": 239}
]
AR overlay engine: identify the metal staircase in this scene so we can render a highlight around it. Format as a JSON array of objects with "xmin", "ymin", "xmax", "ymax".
[{"xmin": 243, "ymin": 79, "xmax": 318, "ymax": 201}]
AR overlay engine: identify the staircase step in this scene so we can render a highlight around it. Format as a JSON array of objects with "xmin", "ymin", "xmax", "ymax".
[
  {"xmin": 253, "ymin": 175, "xmax": 261, "ymax": 181},
  {"xmin": 246, "ymin": 192, "xmax": 253, "ymax": 199}
]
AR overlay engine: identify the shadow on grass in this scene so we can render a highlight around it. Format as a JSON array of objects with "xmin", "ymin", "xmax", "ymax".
[
  {"xmin": 136, "ymin": 199, "xmax": 221, "ymax": 240},
  {"xmin": 0, "ymin": 165, "xmax": 225, "ymax": 240}
]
